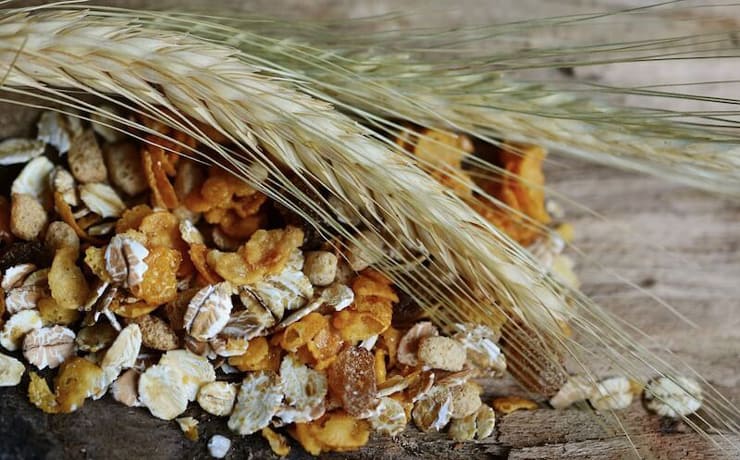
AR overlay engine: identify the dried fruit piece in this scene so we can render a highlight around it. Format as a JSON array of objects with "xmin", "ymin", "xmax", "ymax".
[
  {"xmin": 290, "ymin": 411, "xmax": 371, "ymax": 455},
  {"xmin": 228, "ymin": 371, "xmax": 283, "ymax": 435},
  {"xmin": 303, "ymin": 251, "xmax": 337, "ymax": 286},
  {"xmin": 589, "ymin": 376, "xmax": 636, "ymax": 411},
  {"xmin": 103, "ymin": 142, "xmax": 148, "ymax": 196},
  {"xmin": 44, "ymin": 221, "xmax": 80, "ymax": 254},
  {"xmin": 418, "ymin": 336, "xmax": 466, "ymax": 372},
  {"xmin": 49, "ymin": 246, "xmax": 89, "ymax": 309},
  {"xmin": 176, "ymin": 417, "xmax": 199, "ymax": 441},
  {"xmin": 55, "ymin": 357, "xmax": 105, "ymax": 413},
  {"xmin": 492, "ymin": 395, "xmax": 538, "ymax": 414},
  {"xmin": 0, "ymin": 197, "xmax": 12, "ymax": 245},
  {"xmin": 197, "ymin": 381, "xmax": 237, "ymax": 416},
  {"xmin": 1, "ymin": 309, "xmax": 43, "ymax": 351},
  {"xmin": 367, "ymin": 396, "xmax": 407, "ymax": 436},
  {"xmin": 549, "ymin": 375, "xmax": 594, "ymax": 409},
  {"xmin": 132, "ymin": 314, "xmax": 179, "ymax": 351},
  {"xmin": 68, "ymin": 129, "xmax": 107, "ymax": 183},
  {"xmin": 262, "ymin": 427, "xmax": 291, "ymax": 457},
  {"xmin": 105, "ymin": 234, "xmax": 149, "ymax": 289},
  {"xmin": 134, "ymin": 246, "xmax": 180, "ymax": 305},
  {"xmin": 10, "ymin": 193, "xmax": 48, "ymax": 241},
  {"xmin": 138, "ymin": 364, "xmax": 189, "ymax": 420},
  {"xmin": 79, "ymin": 183, "xmax": 126, "ymax": 218},
  {"xmin": 327, "ymin": 346, "xmax": 378, "ymax": 418},
  {"xmin": 0, "ymin": 352, "xmax": 25, "ymax": 386},
  {"xmin": 184, "ymin": 282, "xmax": 233, "ymax": 341},
  {"xmin": 0, "ymin": 138, "xmax": 45, "ymax": 165},
  {"xmin": 207, "ymin": 435, "xmax": 231, "ymax": 459},
  {"xmin": 111, "ymin": 368, "xmax": 141, "ymax": 407},
  {"xmin": 159, "ymin": 349, "xmax": 216, "ymax": 401},
  {"xmin": 22, "ymin": 325, "xmax": 75, "ymax": 369},
  {"xmin": 644, "ymin": 376, "xmax": 702, "ymax": 418}
]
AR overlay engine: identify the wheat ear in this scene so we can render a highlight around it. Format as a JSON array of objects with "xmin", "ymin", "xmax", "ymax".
[
  {"xmin": 2, "ymin": 8, "xmax": 738, "ymax": 449},
  {"xmin": 159, "ymin": 12, "xmax": 740, "ymax": 197}
]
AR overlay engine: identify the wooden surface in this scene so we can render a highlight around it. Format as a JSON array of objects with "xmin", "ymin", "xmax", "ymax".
[{"xmin": 1, "ymin": 1, "xmax": 739, "ymax": 459}]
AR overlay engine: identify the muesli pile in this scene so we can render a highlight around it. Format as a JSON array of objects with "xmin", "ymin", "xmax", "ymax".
[{"xmin": 0, "ymin": 110, "xmax": 702, "ymax": 457}]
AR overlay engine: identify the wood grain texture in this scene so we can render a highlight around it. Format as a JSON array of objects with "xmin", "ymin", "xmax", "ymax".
[{"xmin": 1, "ymin": 1, "xmax": 739, "ymax": 459}]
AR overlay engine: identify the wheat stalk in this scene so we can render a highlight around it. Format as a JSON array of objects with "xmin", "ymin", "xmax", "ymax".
[
  {"xmin": 147, "ymin": 8, "xmax": 740, "ymax": 197},
  {"xmin": 1, "ymin": 7, "xmax": 738, "ymax": 452}
]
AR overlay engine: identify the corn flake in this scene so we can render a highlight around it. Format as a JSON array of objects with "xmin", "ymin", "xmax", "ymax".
[{"xmin": 133, "ymin": 247, "xmax": 180, "ymax": 305}]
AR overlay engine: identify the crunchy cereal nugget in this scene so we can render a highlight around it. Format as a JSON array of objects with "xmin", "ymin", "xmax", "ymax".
[
  {"xmin": 103, "ymin": 142, "xmax": 148, "ymax": 196},
  {"xmin": 49, "ymin": 246, "xmax": 89, "ymax": 309},
  {"xmin": 38, "ymin": 297, "xmax": 80, "ymax": 326},
  {"xmin": 132, "ymin": 314, "xmax": 179, "ymax": 351},
  {"xmin": 417, "ymin": 336, "xmax": 466, "ymax": 372},
  {"xmin": 68, "ymin": 129, "xmax": 107, "ymax": 183},
  {"xmin": 44, "ymin": 221, "xmax": 80, "ymax": 254},
  {"xmin": 10, "ymin": 193, "xmax": 48, "ymax": 241}
]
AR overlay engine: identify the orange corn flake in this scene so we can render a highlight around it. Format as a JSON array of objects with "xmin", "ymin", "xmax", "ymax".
[
  {"xmin": 132, "ymin": 246, "xmax": 181, "ymax": 305},
  {"xmin": 281, "ymin": 313, "xmax": 328, "ymax": 352},
  {"xmin": 333, "ymin": 270, "xmax": 396, "ymax": 342},
  {"xmin": 290, "ymin": 411, "xmax": 371, "ymax": 456},
  {"xmin": 228, "ymin": 337, "xmax": 281, "ymax": 373},
  {"xmin": 54, "ymin": 191, "xmax": 88, "ymax": 239},
  {"xmin": 115, "ymin": 204, "xmax": 153, "ymax": 234},
  {"xmin": 189, "ymin": 243, "xmax": 222, "ymax": 285}
]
